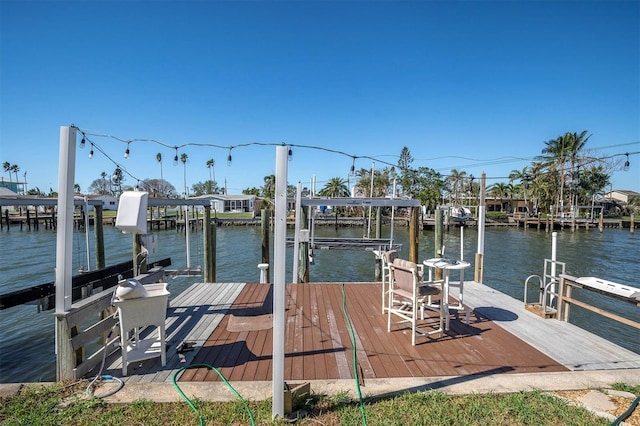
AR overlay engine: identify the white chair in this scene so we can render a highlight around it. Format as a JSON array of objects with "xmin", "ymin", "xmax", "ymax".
[
  {"xmin": 381, "ymin": 250, "xmax": 398, "ymax": 313},
  {"xmin": 387, "ymin": 259, "xmax": 445, "ymax": 345}
]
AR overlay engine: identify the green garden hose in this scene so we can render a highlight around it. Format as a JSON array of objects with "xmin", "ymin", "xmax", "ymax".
[
  {"xmin": 342, "ymin": 283, "xmax": 368, "ymax": 426},
  {"xmin": 172, "ymin": 364, "xmax": 255, "ymax": 426}
]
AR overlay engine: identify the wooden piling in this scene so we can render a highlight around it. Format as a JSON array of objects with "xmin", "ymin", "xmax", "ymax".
[
  {"xmin": 94, "ymin": 205, "xmax": 105, "ymax": 270},
  {"xmin": 204, "ymin": 205, "xmax": 216, "ymax": 283},
  {"xmin": 598, "ymin": 212, "xmax": 604, "ymax": 233},
  {"xmin": 631, "ymin": 214, "xmax": 635, "ymax": 235},
  {"xmin": 409, "ymin": 206, "xmax": 419, "ymax": 263}
]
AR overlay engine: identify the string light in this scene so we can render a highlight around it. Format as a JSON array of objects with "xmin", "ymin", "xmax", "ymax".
[
  {"xmin": 288, "ymin": 146, "xmax": 293, "ymax": 161},
  {"xmin": 73, "ymin": 126, "xmax": 639, "ymax": 183},
  {"xmin": 89, "ymin": 143, "xmax": 94, "ymax": 159},
  {"xmin": 350, "ymin": 157, "xmax": 356, "ymax": 174},
  {"xmin": 624, "ymin": 153, "xmax": 630, "ymax": 171},
  {"xmin": 80, "ymin": 137, "xmax": 85, "ymax": 149},
  {"xmin": 124, "ymin": 142, "xmax": 130, "ymax": 159}
]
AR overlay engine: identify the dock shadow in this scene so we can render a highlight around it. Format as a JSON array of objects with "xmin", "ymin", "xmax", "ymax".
[
  {"xmin": 367, "ymin": 366, "xmax": 517, "ymax": 401},
  {"xmin": 473, "ymin": 306, "xmax": 518, "ymax": 322}
]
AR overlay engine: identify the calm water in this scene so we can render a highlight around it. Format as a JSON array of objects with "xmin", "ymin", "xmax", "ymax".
[{"xmin": 0, "ymin": 223, "xmax": 638, "ymax": 383}]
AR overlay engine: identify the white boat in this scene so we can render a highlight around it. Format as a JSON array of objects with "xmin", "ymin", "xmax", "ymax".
[{"xmin": 449, "ymin": 205, "xmax": 472, "ymax": 222}]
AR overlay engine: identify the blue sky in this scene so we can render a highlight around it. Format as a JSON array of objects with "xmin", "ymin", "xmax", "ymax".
[{"xmin": 1, "ymin": 0, "xmax": 639, "ymax": 195}]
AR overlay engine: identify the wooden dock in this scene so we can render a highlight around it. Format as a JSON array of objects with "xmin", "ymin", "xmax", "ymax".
[{"xmin": 94, "ymin": 280, "xmax": 640, "ymax": 386}]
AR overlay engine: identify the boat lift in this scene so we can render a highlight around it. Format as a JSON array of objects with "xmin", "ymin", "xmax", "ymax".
[{"xmin": 290, "ymin": 185, "xmax": 420, "ymax": 283}]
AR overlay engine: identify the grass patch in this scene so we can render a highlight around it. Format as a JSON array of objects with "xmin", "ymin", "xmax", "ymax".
[{"xmin": 0, "ymin": 382, "xmax": 614, "ymax": 426}]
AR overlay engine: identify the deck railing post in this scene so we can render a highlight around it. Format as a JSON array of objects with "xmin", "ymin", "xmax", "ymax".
[
  {"xmin": 409, "ymin": 206, "xmax": 419, "ymax": 263},
  {"xmin": 94, "ymin": 204, "xmax": 105, "ymax": 269}
]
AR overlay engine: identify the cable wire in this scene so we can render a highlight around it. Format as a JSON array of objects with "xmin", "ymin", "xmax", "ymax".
[
  {"xmin": 172, "ymin": 364, "xmax": 256, "ymax": 426},
  {"xmin": 341, "ymin": 283, "xmax": 368, "ymax": 426}
]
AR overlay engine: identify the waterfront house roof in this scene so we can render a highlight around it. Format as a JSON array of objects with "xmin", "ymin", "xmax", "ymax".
[{"xmin": 604, "ymin": 190, "xmax": 640, "ymax": 204}]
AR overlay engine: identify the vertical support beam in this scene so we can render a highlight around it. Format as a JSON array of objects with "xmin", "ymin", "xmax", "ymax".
[
  {"xmin": 292, "ymin": 183, "xmax": 302, "ymax": 283},
  {"xmin": 630, "ymin": 214, "xmax": 635, "ymax": 235},
  {"xmin": 435, "ymin": 208, "xmax": 444, "ymax": 280},
  {"xmin": 133, "ymin": 234, "xmax": 145, "ymax": 275},
  {"xmin": 261, "ymin": 209, "xmax": 271, "ymax": 281},
  {"xmin": 55, "ymin": 125, "xmax": 76, "ymax": 381},
  {"xmin": 375, "ymin": 206, "xmax": 381, "ymax": 239},
  {"xmin": 272, "ymin": 145, "xmax": 287, "ymax": 420},
  {"xmin": 204, "ymin": 205, "xmax": 216, "ymax": 283},
  {"xmin": 474, "ymin": 173, "xmax": 486, "ymax": 284},
  {"xmin": 409, "ymin": 206, "xmax": 419, "ymax": 263},
  {"xmin": 298, "ymin": 205, "xmax": 309, "ymax": 283},
  {"xmin": 94, "ymin": 205, "xmax": 105, "ymax": 269},
  {"xmin": 55, "ymin": 125, "xmax": 77, "ymax": 314}
]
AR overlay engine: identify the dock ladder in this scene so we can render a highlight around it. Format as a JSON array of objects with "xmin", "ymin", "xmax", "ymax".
[{"xmin": 524, "ymin": 258, "xmax": 566, "ymax": 318}]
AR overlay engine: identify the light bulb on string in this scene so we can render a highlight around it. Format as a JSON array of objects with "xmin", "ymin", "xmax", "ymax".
[
  {"xmin": 124, "ymin": 142, "xmax": 130, "ymax": 159},
  {"xmin": 173, "ymin": 147, "xmax": 179, "ymax": 166},
  {"xmin": 288, "ymin": 146, "xmax": 293, "ymax": 161},
  {"xmin": 227, "ymin": 148, "xmax": 233, "ymax": 166},
  {"xmin": 89, "ymin": 144, "xmax": 94, "ymax": 159},
  {"xmin": 79, "ymin": 137, "xmax": 85, "ymax": 149},
  {"xmin": 624, "ymin": 153, "xmax": 630, "ymax": 171}
]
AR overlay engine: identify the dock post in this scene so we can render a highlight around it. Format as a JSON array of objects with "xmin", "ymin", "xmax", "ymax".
[
  {"xmin": 4, "ymin": 209, "xmax": 9, "ymax": 230},
  {"xmin": 26, "ymin": 209, "xmax": 31, "ymax": 231},
  {"xmin": 631, "ymin": 214, "xmax": 635, "ymax": 235},
  {"xmin": 375, "ymin": 206, "xmax": 382, "ymax": 239},
  {"xmin": 298, "ymin": 206, "xmax": 309, "ymax": 283},
  {"xmin": 261, "ymin": 209, "xmax": 271, "ymax": 281},
  {"xmin": 598, "ymin": 211, "xmax": 604, "ymax": 233},
  {"xmin": 133, "ymin": 233, "xmax": 146, "ymax": 275},
  {"xmin": 409, "ymin": 206, "xmax": 419, "ymax": 263},
  {"xmin": 204, "ymin": 205, "xmax": 216, "ymax": 283},
  {"xmin": 94, "ymin": 205, "xmax": 105, "ymax": 270},
  {"xmin": 435, "ymin": 208, "xmax": 444, "ymax": 280}
]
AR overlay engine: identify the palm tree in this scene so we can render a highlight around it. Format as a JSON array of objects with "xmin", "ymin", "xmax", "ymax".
[
  {"xmin": 261, "ymin": 174, "xmax": 276, "ymax": 205},
  {"xmin": 180, "ymin": 153, "xmax": 189, "ymax": 198},
  {"xmin": 446, "ymin": 169, "xmax": 467, "ymax": 205},
  {"xmin": 509, "ymin": 166, "xmax": 531, "ymax": 215},
  {"xmin": 488, "ymin": 182, "xmax": 509, "ymax": 212},
  {"xmin": 2, "ymin": 162, "xmax": 11, "ymax": 182},
  {"xmin": 11, "ymin": 164, "xmax": 20, "ymax": 187},
  {"xmin": 156, "ymin": 153, "xmax": 163, "ymax": 180},
  {"xmin": 319, "ymin": 177, "xmax": 350, "ymax": 228},
  {"xmin": 206, "ymin": 159, "xmax": 215, "ymax": 193}
]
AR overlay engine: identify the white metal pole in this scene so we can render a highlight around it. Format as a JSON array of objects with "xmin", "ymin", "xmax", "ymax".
[
  {"xmin": 272, "ymin": 146, "xmax": 288, "ymax": 419},
  {"xmin": 55, "ymin": 126, "xmax": 77, "ymax": 314},
  {"xmin": 184, "ymin": 205, "xmax": 191, "ymax": 269},
  {"xmin": 292, "ymin": 182, "xmax": 302, "ymax": 283},
  {"xmin": 84, "ymin": 196, "xmax": 91, "ymax": 271},
  {"xmin": 550, "ymin": 231, "xmax": 558, "ymax": 303},
  {"xmin": 390, "ymin": 176, "xmax": 396, "ymax": 248},
  {"xmin": 475, "ymin": 173, "xmax": 486, "ymax": 283},
  {"xmin": 367, "ymin": 162, "xmax": 374, "ymax": 238}
]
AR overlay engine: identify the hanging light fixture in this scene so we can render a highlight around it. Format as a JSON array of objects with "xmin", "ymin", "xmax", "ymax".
[
  {"xmin": 173, "ymin": 147, "xmax": 179, "ymax": 166},
  {"xmin": 227, "ymin": 148, "xmax": 233, "ymax": 166},
  {"xmin": 89, "ymin": 143, "xmax": 94, "ymax": 159},
  {"xmin": 350, "ymin": 157, "xmax": 356, "ymax": 174},
  {"xmin": 288, "ymin": 146, "xmax": 293, "ymax": 161},
  {"xmin": 124, "ymin": 142, "xmax": 130, "ymax": 159},
  {"xmin": 624, "ymin": 153, "xmax": 630, "ymax": 171},
  {"xmin": 80, "ymin": 137, "xmax": 86, "ymax": 149}
]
